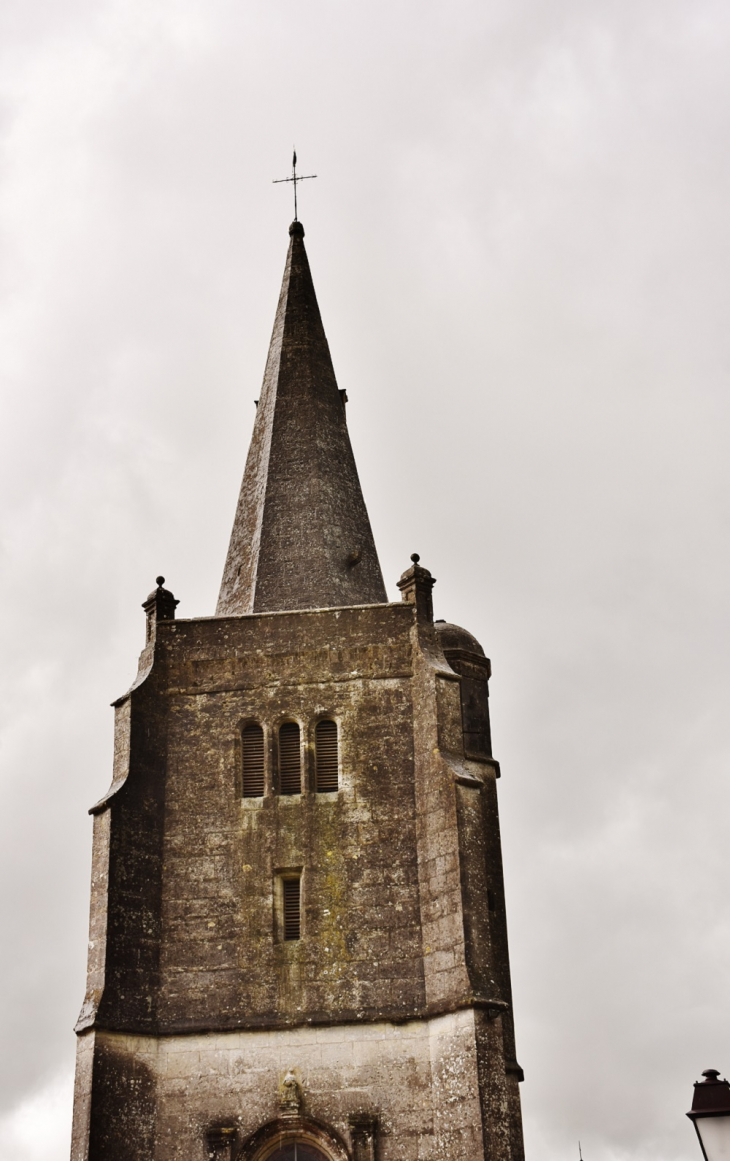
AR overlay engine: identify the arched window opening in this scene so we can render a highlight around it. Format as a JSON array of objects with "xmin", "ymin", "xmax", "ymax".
[
  {"xmin": 314, "ymin": 720, "xmax": 339, "ymax": 792},
  {"xmin": 245, "ymin": 1120, "xmax": 347, "ymax": 1161},
  {"xmin": 265, "ymin": 1146, "xmax": 329, "ymax": 1160},
  {"xmin": 242, "ymin": 723, "xmax": 265, "ymax": 797},
  {"xmin": 278, "ymin": 722, "xmax": 302, "ymax": 795}
]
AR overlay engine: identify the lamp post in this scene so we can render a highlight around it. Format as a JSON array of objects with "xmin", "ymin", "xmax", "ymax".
[{"xmin": 688, "ymin": 1070, "xmax": 730, "ymax": 1160}]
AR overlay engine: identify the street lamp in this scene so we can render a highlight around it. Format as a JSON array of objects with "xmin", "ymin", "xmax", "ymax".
[{"xmin": 688, "ymin": 1070, "xmax": 730, "ymax": 1160}]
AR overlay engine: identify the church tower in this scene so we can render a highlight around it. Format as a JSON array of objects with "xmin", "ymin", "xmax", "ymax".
[{"xmin": 70, "ymin": 220, "xmax": 525, "ymax": 1161}]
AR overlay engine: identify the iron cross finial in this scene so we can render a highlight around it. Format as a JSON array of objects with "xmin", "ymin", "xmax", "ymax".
[{"xmin": 273, "ymin": 150, "xmax": 317, "ymax": 221}]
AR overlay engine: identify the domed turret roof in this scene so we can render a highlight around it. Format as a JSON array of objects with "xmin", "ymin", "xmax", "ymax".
[{"xmin": 434, "ymin": 621, "xmax": 485, "ymax": 657}]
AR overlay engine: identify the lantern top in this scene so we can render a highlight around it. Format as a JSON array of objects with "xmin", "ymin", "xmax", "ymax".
[{"xmin": 688, "ymin": 1069, "xmax": 730, "ymax": 1118}]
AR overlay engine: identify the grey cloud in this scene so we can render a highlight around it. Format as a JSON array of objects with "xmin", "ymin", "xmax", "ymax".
[{"xmin": 1, "ymin": 0, "xmax": 729, "ymax": 1157}]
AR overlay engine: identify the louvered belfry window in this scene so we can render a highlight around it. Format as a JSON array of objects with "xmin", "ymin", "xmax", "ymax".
[
  {"xmin": 278, "ymin": 722, "xmax": 302, "ymax": 795},
  {"xmin": 315, "ymin": 719, "xmax": 339, "ymax": 792},
  {"xmin": 282, "ymin": 877, "xmax": 301, "ymax": 941},
  {"xmin": 241, "ymin": 723, "xmax": 265, "ymax": 797}
]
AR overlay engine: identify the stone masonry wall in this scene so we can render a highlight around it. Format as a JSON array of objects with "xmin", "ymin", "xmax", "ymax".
[
  {"xmin": 72, "ymin": 597, "xmax": 523, "ymax": 1160},
  {"xmin": 155, "ymin": 602, "xmax": 424, "ymax": 1030},
  {"xmin": 79, "ymin": 1009, "xmax": 489, "ymax": 1160}
]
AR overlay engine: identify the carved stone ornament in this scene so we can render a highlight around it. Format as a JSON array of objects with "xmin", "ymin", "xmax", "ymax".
[{"xmin": 279, "ymin": 1069, "xmax": 302, "ymax": 1121}]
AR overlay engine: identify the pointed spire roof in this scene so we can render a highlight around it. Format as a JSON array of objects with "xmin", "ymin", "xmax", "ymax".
[{"xmin": 217, "ymin": 221, "xmax": 387, "ymax": 616}]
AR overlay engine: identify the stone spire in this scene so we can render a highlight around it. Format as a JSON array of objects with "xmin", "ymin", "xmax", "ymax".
[{"xmin": 217, "ymin": 221, "xmax": 387, "ymax": 616}]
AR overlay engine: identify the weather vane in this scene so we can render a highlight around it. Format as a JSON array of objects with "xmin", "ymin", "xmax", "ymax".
[{"xmin": 273, "ymin": 150, "xmax": 317, "ymax": 221}]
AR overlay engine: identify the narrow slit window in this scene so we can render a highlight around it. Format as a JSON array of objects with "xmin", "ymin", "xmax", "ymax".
[
  {"xmin": 282, "ymin": 877, "xmax": 301, "ymax": 941},
  {"xmin": 315, "ymin": 719, "xmax": 339, "ymax": 792},
  {"xmin": 278, "ymin": 722, "xmax": 302, "ymax": 795},
  {"xmin": 241, "ymin": 723, "xmax": 265, "ymax": 797}
]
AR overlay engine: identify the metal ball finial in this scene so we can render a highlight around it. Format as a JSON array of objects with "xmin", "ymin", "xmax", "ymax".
[
  {"xmin": 410, "ymin": 553, "xmax": 420, "ymax": 564},
  {"xmin": 156, "ymin": 576, "xmax": 165, "ymax": 587}
]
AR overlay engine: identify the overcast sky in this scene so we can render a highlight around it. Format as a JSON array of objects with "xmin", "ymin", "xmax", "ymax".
[{"xmin": 1, "ymin": 1, "xmax": 729, "ymax": 1158}]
